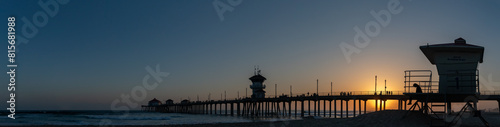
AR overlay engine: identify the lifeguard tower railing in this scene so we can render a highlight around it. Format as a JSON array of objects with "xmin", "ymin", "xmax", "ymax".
[
  {"xmin": 404, "ymin": 70, "xmax": 480, "ymax": 94},
  {"xmin": 404, "ymin": 70, "xmax": 438, "ymax": 93}
]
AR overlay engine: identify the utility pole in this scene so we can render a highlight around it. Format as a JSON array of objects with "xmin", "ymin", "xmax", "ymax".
[
  {"xmin": 384, "ymin": 80, "xmax": 387, "ymax": 94},
  {"xmin": 275, "ymin": 84, "xmax": 277, "ymax": 98},
  {"xmin": 317, "ymin": 79, "xmax": 319, "ymax": 96},
  {"xmin": 331, "ymin": 82, "xmax": 333, "ymax": 95},
  {"xmin": 375, "ymin": 75, "xmax": 377, "ymax": 94}
]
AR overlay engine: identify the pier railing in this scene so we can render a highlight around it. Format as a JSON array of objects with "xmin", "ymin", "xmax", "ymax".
[
  {"xmin": 404, "ymin": 70, "xmax": 438, "ymax": 93},
  {"xmin": 264, "ymin": 91, "xmax": 405, "ymax": 99},
  {"xmin": 480, "ymin": 91, "xmax": 500, "ymax": 95}
]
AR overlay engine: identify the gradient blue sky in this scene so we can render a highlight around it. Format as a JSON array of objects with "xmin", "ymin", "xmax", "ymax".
[{"xmin": 1, "ymin": 0, "xmax": 499, "ymax": 110}]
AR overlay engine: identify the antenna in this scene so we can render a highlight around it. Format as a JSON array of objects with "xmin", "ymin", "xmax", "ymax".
[
  {"xmin": 254, "ymin": 66, "xmax": 256, "ymax": 75},
  {"xmin": 257, "ymin": 65, "xmax": 260, "ymax": 75}
]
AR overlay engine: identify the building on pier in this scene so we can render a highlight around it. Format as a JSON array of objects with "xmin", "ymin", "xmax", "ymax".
[
  {"xmin": 249, "ymin": 67, "xmax": 266, "ymax": 98},
  {"xmin": 148, "ymin": 98, "xmax": 162, "ymax": 106},
  {"xmin": 165, "ymin": 99, "xmax": 174, "ymax": 105}
]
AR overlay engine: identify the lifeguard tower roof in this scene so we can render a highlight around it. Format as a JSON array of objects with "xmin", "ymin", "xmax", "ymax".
[{"xmin": 419, "ymin": 38, "xmax": 484, "ymax": 64}]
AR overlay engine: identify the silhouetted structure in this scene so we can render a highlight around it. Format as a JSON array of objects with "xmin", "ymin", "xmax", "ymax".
[
  {"xmin": 249, "ymin": 67, "xmax": 266, "ymax": 98},
  {"xmin": 405, "ymin": 38, "xmax": 489, "ymax": 126},
  {"xmin": 165, "ymin": 99, "xmax": 174, "ymax": 105},
  {"xmin": 148, "ymin": 98, "xmax": 162, "ymax": 106}
]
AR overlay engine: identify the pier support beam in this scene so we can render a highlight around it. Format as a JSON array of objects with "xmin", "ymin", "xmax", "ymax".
[
  {"xmin": 283, "ymin": 101, "xmax": 286, "ymax": 116},
  {"xmin": 308, "ymin": 100, "xmax": 311, "ymax": 116},
  {"xmin": 353, "ymin": 99, "xmax": 356, "ymax": 117},
  {"xmin": 237, "ymin": 102, "xmax": 240, "ymax": 116},
  {"xmin": 264, "ymin": 101, "xmax": 269, "ymax": 116},
  {"xmin": 329, "ymin": 100, "xmax": 332, "ymax": 117},
  {"xmin": 379, "ymin": 100, "xmax": 382, "ymax": 111},
  {"xmin": 447, "ymin": 101, "xmax": 452, "ymax": 114},
  {"xmin": 346, "ymin": 100, "xmax": 349, "ymax": 118},
  {"xmin": 364, "ymin": 100, "xmax": 367, "ymax": 114},
  {"xmin": 334, "ymin": 99, "xmax": 337, "ymax": 118},
  {"xmin": 314, "ymin": 100, "xmax": 317, "ymax": 116},
  {"xmin": 497, "ymin": 100, "xmax": 500, "ymax": 114},
  {"xmin": 295, "ymin": 101, "xmax": 297, "ymax": 117},
  {"xmin": 384, "ymin": 100, "xmax": 387, "ymax": 110},
  {"xmin": 289, "ymin": 101, "xmax": 292, "ymax": 117},
  {"xmin": 301, "ymin": 100, "xmax": 305, "ymax": 117},
  {"xmin": 398, "ymin": 100, "xmax": 400, "ymax": 110},
  {"xmin": 404, "ymin": 100, "xmax": 407, "ymax": 110},
  {"xmin": 323, "ymin": 100, "xmax": 326, "ymax": 117},
  {"xmin": 340, "ymin": 100, "xmax": 343, "ymax": 118},
  {"xmin": 358, "ymin": 99, "xmax": 361, "ymax": 115}
]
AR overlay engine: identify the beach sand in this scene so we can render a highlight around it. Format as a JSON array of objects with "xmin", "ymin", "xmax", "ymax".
[{"xmin": 15, "ymin": 110, "xmax": 500, "ymax": 127}]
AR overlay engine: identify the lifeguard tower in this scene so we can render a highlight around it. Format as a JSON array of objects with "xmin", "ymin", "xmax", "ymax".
[
  {"xmin": 403, "ymin": 38, "xmax": 487, "ymax": 126},
  {"xmin": 249, "ymin": 67, "xmax": 266, "ymax": 98}
]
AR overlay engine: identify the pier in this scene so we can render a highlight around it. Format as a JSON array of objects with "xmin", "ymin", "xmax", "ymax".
[
  {"xmin": 141, "ymin": 91, "xmax": 500, "ymax": 118},
  {"xmin": 142, "ymin": 91, "xmax": 409, "ymax": 118}
]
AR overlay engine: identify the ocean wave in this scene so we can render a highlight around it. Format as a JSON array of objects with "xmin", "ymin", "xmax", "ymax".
[{"xmin": 83, "ymin": 115, "xmax": 171, "ymax": 120}]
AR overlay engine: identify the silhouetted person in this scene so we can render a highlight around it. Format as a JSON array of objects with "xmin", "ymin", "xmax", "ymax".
[
  {"xmin": 414, "ymin": 83, "xmax": 422, "ymax": 93},
  {"xmin": 408, "ymin": 83, "xmax": 423, "ymax": 105}
]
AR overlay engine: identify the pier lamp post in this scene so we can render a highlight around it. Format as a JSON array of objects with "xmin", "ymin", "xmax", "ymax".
[
  {"xmin": 331, "ymin": 82, "xmax": 332, "ymax": 95},
  {"xmin": 375, "ymin": 76, "xmax": 377, "ymax": 95}
]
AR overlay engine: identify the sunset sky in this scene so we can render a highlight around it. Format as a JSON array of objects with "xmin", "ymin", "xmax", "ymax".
[{"xmin": 1, "ymin": 0, "xmax": 499, "ymax": 110}]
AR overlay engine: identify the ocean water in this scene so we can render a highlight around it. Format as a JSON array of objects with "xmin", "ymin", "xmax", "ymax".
[
  {"xmin": 0, "ymin": 110, "xmax": 363, "ymax": 126},
  {"xmin": 0, "ymin": 110, "xmax": 298, "ymax": 126}
]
